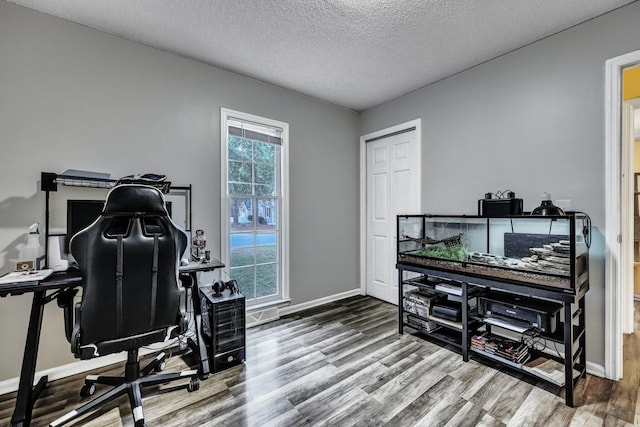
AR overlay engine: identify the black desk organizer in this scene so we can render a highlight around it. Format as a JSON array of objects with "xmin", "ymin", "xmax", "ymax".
[{"xmin": 199, "ymin": 287, "xmax": 246, "ymax": 373}]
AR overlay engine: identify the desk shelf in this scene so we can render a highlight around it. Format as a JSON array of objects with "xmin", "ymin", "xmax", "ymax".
[
  {"xmin": 43, "ymin": 171, "xmax": 117, "ymax": 189},
  {"xmin": 40, "ymin": 171, "xmax": 192, "ymax": 269}
]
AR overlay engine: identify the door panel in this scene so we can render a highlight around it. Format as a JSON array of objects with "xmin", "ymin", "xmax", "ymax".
[{"xmin": 366, "ymin": 129, "xmax": 419, "ymax": 303}]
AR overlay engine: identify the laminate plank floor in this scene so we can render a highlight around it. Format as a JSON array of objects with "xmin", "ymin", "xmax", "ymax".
[{"xmin": 1, "ymin": 296, "xmax": 639, "ymax": 426}]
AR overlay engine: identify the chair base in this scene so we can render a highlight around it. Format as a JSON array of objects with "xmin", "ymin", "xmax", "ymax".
[{"xmin": 49, "ymin": 350, "xmax": 198, "ymax": 427}]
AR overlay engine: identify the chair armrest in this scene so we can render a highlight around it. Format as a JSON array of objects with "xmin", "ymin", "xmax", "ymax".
[
  {"xmin": 179, "ymin": 273, "xmax": 194, "ymax": 288},
  {"xmin": 56, "ymin": 288, "xmax": 79, "ymax": 343},
  {"xmin": 72, "ymin": 303, "xmax": 83, "ymax": 356}
]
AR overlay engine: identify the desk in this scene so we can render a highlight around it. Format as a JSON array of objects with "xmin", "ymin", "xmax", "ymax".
[
  {"xmin": 2, "ymin": 259, "xmax": 224, "ymax": 427},
  {"xmin": 1, "ymin": 271, "xmax": 82, "ymax": 427}
]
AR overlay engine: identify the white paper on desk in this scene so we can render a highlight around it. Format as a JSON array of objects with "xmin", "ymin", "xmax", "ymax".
[{"xmin": 0, "ymin": 269, "xmax": 53, "ymax": 285}]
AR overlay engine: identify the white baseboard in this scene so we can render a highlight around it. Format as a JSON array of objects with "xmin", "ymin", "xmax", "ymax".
[
  {"xmin": 245, "ymin": 288, "xmax": 363, "ymax": 328},
  {"xmin": 0, "ymin": 354, "xmax": 122, "ymax": 396},
  {"xmin": 0, "ymin": 341, "xmax": 177, "ymax": 396},
  {"xmin": 587, "ymin": 361, "xmax": 605, "ymax": 378},
  {"xmin": 277, "ymin": 288, "xmax": 362, "ymax": 316}
]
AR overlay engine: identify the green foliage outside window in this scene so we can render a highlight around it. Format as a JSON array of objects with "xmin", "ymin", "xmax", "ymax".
[{"xmin": 228, "ymin": 136, "xmax": 276, "ymax": 196}]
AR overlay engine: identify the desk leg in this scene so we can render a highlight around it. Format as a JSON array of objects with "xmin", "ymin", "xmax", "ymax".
[
  {"xmin": 188, "ymin": 274, "xmax": 210, "ymax": 379},
  {"xmin": 11, "ymin": 291, "xmax": 47, "ymax": 427},
  {"xmin": 193, "ymin": 313, "xmax": 210, "ymax": 379}
]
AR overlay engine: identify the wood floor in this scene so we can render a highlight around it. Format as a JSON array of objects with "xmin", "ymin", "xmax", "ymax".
[{"xmin": 1, "ymin": 295, "xmax": 640, "ymax": 426}]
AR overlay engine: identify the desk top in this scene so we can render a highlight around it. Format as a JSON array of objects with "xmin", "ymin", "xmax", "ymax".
[
  {"xmin": 0, "ymin": 258, "xmax": 225, "ymax": 298},
  {"xmin": 180, "ymin": 259, "xmax": 225, "ymax": 274},
  {"xmin": 0, "ymin": 270, "xmax": 83, "ymax": 297}
]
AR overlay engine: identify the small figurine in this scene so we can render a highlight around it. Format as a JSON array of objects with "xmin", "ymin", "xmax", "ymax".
[{"xmin": 192, "ymin": 229, "xmax": 206, "ymax": 259}]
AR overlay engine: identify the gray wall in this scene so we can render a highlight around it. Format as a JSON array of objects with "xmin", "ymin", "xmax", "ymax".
[
  {"xmin": 0, "ymin": 1, "xmax": 359, "ymax": 381},
  {"xmin": 362, "ymin": 2, "xmax": 640, "ymax": 367},
  {"xmin": 3, "ymin": 0, "xmax": 637, "ymax": 384}
]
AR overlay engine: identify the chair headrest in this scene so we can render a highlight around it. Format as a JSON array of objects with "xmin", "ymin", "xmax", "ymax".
[{"xmin": 102, "ymin": 184, "xmax": 168, "ymax": 216}]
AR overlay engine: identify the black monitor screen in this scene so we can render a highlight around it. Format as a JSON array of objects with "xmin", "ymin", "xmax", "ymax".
[{"xmin": 66, "ymin": 200, "xmax": 104, "ymax": 253}]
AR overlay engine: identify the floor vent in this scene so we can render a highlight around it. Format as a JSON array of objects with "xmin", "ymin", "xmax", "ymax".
[{"xmin": 246, "ymin": 307, "xmax": 279, "ymax": 328}]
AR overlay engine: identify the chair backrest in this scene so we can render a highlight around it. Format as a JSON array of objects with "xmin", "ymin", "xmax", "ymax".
[{"xmin": 70, "ymin": 184, "xmax": 187, "ymax": 350}]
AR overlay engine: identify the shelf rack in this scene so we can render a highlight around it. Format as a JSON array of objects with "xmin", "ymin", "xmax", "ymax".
[
  {"xmin": 396, "ymin": 213, "xmax": 589, "ymax": 407},
  {"xmin": 40, "ymin": 171, "xmax": 192, "ymax": 268},
  {"xmin": 397, "ymin": 262, "xmax": 587, "ymax": 407}
]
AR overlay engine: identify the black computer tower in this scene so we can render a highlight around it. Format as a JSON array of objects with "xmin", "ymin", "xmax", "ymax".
[{"xmin": 199, "ymin": 287, "xmax": 246, "ymax": 373}]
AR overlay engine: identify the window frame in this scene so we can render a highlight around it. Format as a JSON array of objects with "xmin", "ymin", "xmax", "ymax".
[{"xmin": 220, "ymin": 108, "xmax": 290, "ymax": 308}]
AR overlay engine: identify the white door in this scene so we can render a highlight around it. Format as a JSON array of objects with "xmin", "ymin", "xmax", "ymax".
[{"xmin": 365, "ymin": 125, "xmax": 420, "ymax": 304}]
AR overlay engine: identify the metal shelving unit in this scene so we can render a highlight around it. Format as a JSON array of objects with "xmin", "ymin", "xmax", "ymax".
[
  {"xmin": 396, "ymin": 213, "xmax": 589, "ymax": 407},
  {"xmin": 40, "ymin": 171, "xmax": 192, "ymax": 267}
]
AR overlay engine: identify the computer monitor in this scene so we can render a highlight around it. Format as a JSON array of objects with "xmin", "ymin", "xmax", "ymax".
[{"xmin": 65, "ymin": 200, "xmax": 105, "ymax": 253}]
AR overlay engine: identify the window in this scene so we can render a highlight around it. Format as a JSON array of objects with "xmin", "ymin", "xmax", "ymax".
[{"xmin": 221, "ymin": 109, "xmax": 289, "ymax": 307}]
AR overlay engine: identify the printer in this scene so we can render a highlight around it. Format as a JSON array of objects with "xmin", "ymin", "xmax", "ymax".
[{"xmin": 478, "ymin": 292, "xmax": 562, "ymax": 334}]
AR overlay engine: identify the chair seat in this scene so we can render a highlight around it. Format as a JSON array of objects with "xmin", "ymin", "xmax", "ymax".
[{"xmin": 76, "ymin": 326, "xmax": 180, "ymax": 360}]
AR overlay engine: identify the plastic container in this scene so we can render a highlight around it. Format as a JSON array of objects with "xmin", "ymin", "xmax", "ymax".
[{"xmin": 19, "ymin": 223, "xmax": 42, "ymax": 267}]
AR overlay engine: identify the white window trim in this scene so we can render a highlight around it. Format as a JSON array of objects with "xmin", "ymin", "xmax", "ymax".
[{"xmin": 220, "ymin": 108, "xmax": 290, "ymax": 306}]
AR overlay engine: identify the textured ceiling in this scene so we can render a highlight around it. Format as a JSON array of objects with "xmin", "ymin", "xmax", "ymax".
[{"xmin": 8, "ymin": 0, "xmax": 637, "ymax": 111}]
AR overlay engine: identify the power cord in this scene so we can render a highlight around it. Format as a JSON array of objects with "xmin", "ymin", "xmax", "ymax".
[
  {"xmin": 521, "ymin": 328, "xmax": 545, "ymax": 352},
  {"xmin": 485, "ymin": 190, "xmax": 516, "ymax": 200}
]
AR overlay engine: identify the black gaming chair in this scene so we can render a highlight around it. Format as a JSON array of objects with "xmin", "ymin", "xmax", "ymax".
[{"xmin": 50, "ymin": 184, "xmax": 199, "ymax": 427}]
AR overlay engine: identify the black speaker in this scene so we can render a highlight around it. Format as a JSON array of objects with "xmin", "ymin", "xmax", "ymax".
[
  {"xmin": 199, "ymin": 287, "xmax": 245, "ymax": 373},
  {"xmin": 41, "ymin": 172, "xmax": 58, "ymax": 192},
  {"xmin": 211, "ymin": 280, "xmax": 224, "ymax": 296}
]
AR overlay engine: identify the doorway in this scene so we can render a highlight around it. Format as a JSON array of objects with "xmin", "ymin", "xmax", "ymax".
[
  {"xmin": 623, "ymin": 97, "xmax": 640, "ymax": 334},
  {"xmin": 605, "ymin": 50, "xmax": 640, "ymax": 380},
  {"xmin": 359, "ymin": 119, "xmax": 421, "ymax": 304}
]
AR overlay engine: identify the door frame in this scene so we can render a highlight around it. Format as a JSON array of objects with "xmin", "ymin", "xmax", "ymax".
[
  {"xmin": 359, "ymin": 119, "xmax": 422, "ymax": 297},
  {"xmin": 605, "ymin": 49, "xmax": 640, "ymax": 380}
]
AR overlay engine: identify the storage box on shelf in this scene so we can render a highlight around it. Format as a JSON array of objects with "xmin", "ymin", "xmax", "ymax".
[{"xmin": 396, "ymin": 213, "xmax": 590, "ymax": 407}]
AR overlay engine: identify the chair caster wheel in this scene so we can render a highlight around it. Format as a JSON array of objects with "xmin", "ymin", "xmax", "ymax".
[
  {"xmin": 187, "ymin": 377, "xmax": 200, "ymax": 392},
  {"xmin": 156, "ymin": 360, "xmax": 166, "ymax": 372},
  {"xmin": 80, "ymin": 384, "xmax": 96, "ymax": 397}
]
